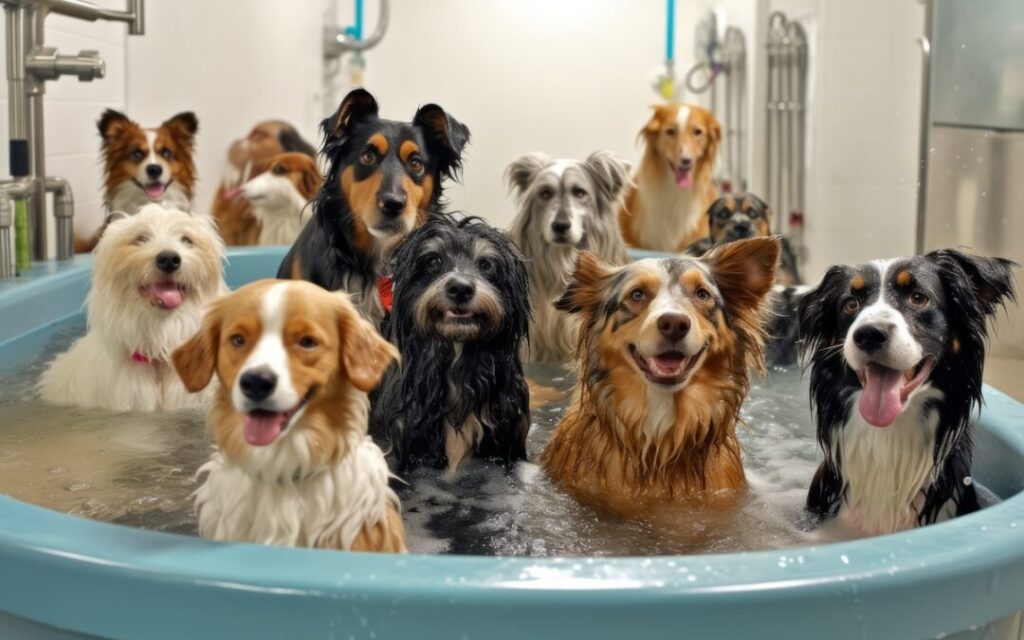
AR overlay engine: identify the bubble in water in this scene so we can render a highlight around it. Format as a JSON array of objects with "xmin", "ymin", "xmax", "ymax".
[
  {"xmin": 841, "ymin": 555, "xmax": 850, "ymax": 565},
  {"xmin": 963, "ymin": 476, "xmax": 973, "ymax": 486},
  {"xmin": 68, "ymin": 483, "xmax": 90, "ymax": 492}
]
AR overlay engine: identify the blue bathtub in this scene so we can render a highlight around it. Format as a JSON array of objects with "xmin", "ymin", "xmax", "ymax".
[{"xmin": 2, "ymin": 248, "xmax": 1024, "ymax": 640}]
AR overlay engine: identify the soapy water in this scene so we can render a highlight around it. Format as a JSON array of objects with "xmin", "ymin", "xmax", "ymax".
[{"xmin": 0, "ymin": 317, "xmax": 1000, "ymax": 555}]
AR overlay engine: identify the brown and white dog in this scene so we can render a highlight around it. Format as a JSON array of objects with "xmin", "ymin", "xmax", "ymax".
[
  {"xmin": 211, "ymin": 120, "xmax": 317, "ymax": 246},
  {"xmin": 240, "ymin": 152, "xmax": 322, "ymax": 246},
  {"xmin": 620, "ymin": 103, "xmax": 721, "ymax": 251},
  {"xmin": 75, "ymin": 110, "xmax": 199, "ymax": 253},
  {"xmin": 173, "ymin": 279, "xmax": 406, "ymax": 552},
  {"xmin": 541, "ymin": 238, "xmax": 779, "ymax": 511}
]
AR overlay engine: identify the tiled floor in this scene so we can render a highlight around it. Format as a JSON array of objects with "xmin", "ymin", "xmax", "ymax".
[{"xmin": 985, "ymin": 357, "xmax": 1024, "ymax": 402}]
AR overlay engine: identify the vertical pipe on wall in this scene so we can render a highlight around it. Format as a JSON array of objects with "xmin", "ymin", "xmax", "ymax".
[
  {"xmin": 914, "ymin": 0, "xmax": 933, "ymax": 255},
  {"xmin": 28, "ymin": 5, "xmax": 48, "ymax": 261}
]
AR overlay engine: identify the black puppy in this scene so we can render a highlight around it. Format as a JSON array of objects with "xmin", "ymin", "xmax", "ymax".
[
  {"xmin": 798, "ymin": 250, "xmax": 1015, "ymax": 534},
  {"xmin": 372, "ymin": 216, "xmax": 531, "ymax": 475},
  {"xmin": 278, "ymin": 88, "xmax": 470, "ymax": 324}
]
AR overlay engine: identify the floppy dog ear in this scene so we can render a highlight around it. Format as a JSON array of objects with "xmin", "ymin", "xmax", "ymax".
[
  {"xmin": 338, "ymin": 305, "xmax": 399, "ymax": 393},
  {"xmin": 413, "ymin": 103, "xmax": 471, "ymax": 182},
  {"xmin": 504, "ymin": 153, "xmax": 551, "ymax": 198},
  {"xmin": 162, "ymin": 112, "xmax": 199, "ymax": 147},
  {"xmin": 329, "ymin": 88, "xmax": 379, "ymax": 140},
  {"xmin": 639, "ymin": 105, "xmax": 668, "ymax": 139},
  {"xmin": 172, "ymin": 308, "xmax": 221, "ymax": 393},
  {"xmin": 555, "ymin": 251, "xmax": 614, "ymax": 315},
  {"xmin": 706, "ymin": 236, "xmax": 780, "ymax": 316},
  {"xmin": 797, "ymin": 265, "xmax": 852, "ymax": 357},
  {"xmin": 583, "ymin": 151, "xmax": 632, "ymax": 208},
  {"xmin": 927, "ymin": 249, "xmax": 1017, "ymax": 315},
  {"xmin": 299, "ymin": 159, "xmax": 323, "ymax": 200},
  {"xmin": 705, "ymin": 112, "xmax": 722, "ymax": 165},
  {"xmin": 278, "ymin": 125, "xmax": 317, "ymax": 157},
  {"xmin": 97, "ymin": 109, "xmax": 133, "ymax": 145}
]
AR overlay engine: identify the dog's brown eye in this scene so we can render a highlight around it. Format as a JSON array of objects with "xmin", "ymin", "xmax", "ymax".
[
  {"xmin": 298, "ymin": 336, "xmax": 319, "ymax": 350},
  {"xmin": 272, "ymin": 164, "xmax": 287, "ymax": 175},
  {"xmin": 539, "ymin": 189, "xmax": 553, "ymax": 201},
  {"xmin": 629, "ymin": 287, "xmax": 645, "ymax": 302},
  {"xmin": 130, "ymin": 149, "xmax": 146, "ymax": 162},
  {"xmin": 408, "ymin": 157, "xmax": 424, "ymax": 174},
  {"xmin": 359, "ymin": 150, "xmax": 376, "ymax": 166},
  {"xmin": 664, "ymin": 127, "xmax": 677, "ymax": 137},
  {"xmin": 842, "ymin": 297, "xmax": 860, "ymax": 315},
  {"xmin": 180, "ymin": 235, "xmax": 193, "ymax": 246},
  {"xmin": 693, "ymin": 127, "xmax": 704, "ymax": 136},
  {"xmin": 135, "ymin": 234, "xmax": 149, "ymax": 244},
  {"xmin": 160, "ymin": 148, "xmax": 173, "ymax": 160},
  {"xmin": 695, "ymin": 287, "xmax": 711, "ymax": 302},
  {"xmin": 571, "ymin": 187, "xmax": 587, "ymax": 199},
  {"xmin": 909, "ymin": 292, "xmax": 930, "ymax": 308},
  {"xmin": 477, "ymin": 257, "xmax": 493, "ymax": 273},
  {"xmin": 424, "ymin": 254, "xmax": 442, "ymax": 272},
  {"xmin": 229, "ymin": 334, "xmax": 245, "ymax": 348}
]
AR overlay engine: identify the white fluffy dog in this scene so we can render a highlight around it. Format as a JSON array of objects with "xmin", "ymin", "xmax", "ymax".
[
  {"xmin": 39, "ymin": 204, "xmax": 225, "ymax": 411},
  {"xmin": 507, "ymin": 151, "xmax": 632, "ymax": 363}
]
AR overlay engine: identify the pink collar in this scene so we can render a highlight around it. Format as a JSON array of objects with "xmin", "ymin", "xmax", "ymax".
[{"xmin": 131, "ymin": 351, "xmax": 152, "ymax": 364}]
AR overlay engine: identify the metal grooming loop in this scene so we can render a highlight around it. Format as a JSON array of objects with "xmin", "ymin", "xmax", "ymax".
[
  {"xmin": 711, "ymin": 26, "xmax": 746, "ymax": 190},
  {"xmin": 765, "ymin": 11, "xmax": 807, "ymax": 257}
]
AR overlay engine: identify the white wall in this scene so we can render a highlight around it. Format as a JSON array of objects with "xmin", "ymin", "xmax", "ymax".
[{"xmin": 0, "ymin": 0, "xmax": 128, "ymax": 257}]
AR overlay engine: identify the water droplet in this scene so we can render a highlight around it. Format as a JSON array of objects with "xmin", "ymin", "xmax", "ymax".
[
  {"xmin": 963, "ymin": 476, "xmax": 973, "ymax": 486},
  {"xmin": 687, "ymin": 574, "xmax": 697, "ymax": 582},
  {"xmin": 841, "ymin": 554, "xmax": 850, "ymax": 564},
  {"xmin": 68, "ymin": 482, "xmax": 89, "ymax": 491}
]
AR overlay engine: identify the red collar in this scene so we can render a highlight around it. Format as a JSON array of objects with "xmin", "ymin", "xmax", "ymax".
[
  {"xmin": 378, "ymin": 276, "xmax": 393, "ymax": 313},
  {"xmin": 131, "ymin": 351, "xmax": 153, "ymax": 364}
]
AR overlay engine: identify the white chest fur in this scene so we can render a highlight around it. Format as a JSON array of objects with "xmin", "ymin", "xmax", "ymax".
[
  {"xmin": 835, "ymin": 386, "xmax": 949, "ymax": 534},
  {"xmin": 195, "ymin": 431, "xmax": 399, "ymax": 549},
  {"xmin": 635, "ymin": 179, "xmax": 703, "ymax": 251}
]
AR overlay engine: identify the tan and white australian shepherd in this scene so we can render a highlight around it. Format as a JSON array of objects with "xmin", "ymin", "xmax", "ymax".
[
  {"xmin": 240, "ymin": 152, "xmax": 322, "ymax": 246},
  {"xmin": 40, "ymin": 204, "xmax": 225, "ymax": 411},
  {"xmin": 172, "ymin": 279, "xmax": 406, "ymax": 552},
  {"xmin": 541, "ymin": 237, "xmax": 779, "ymax": 510},
  {"xmin": 75, "ymin": 110, "xmax": 199, "ymax": 253},
  {"xmin": 620, "ymin": 104, "xmax": 721, "ymax": 251}
]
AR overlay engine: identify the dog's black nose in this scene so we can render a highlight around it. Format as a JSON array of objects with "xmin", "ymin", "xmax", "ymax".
[
  {"xmin": 145, "ymin": 164, "xmax": 163, "ymax": 180},
  {"xmin": 657, "ymin": 312, "xmax": 691, "ymax": 342},
  {"xmin": 239, "ymin": 367, "xmax": 277, "ymax": 402},
  {"xmin": 155, "ymin": 250, "xmax": 181, "ymax": 274},
  {"xmin": 679, "ymin": 157, "xmax": 694, "ymax": 169},
  {"xmin": 731, "ymin": 221, "xmax": 751, "ymax": 237},
  {"xmin": 551, "ymin": 220, "xmax": 571, "ymax": 235},
  {"xmin": 445, "ymin": 278, "xmax": 476, "ymax": 304},
  {"xmin": 378, "ymin": 192, "xmax": 407, "ymax": 218},
  {"xmin": 853, "ymin": 325, "xmax": 888, "ymax": 353}
]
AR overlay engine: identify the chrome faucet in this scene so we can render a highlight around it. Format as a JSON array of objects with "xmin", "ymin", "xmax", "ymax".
[{"xmin": 0, "ymin": 0, "xmax": 144, "ymax": 276}]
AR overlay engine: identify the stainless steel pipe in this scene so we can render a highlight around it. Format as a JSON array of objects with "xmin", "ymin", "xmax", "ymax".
[
  {"xmin": 46, "ymin": 176, "xmax": 73, "ymax": 261},
  {"xmin": 0, "ymin": 180, "xmax": 33, "ymax": 278},
  {"xmin": 324, "ymin": 0, "xmax": 389, "ymax": 59}
]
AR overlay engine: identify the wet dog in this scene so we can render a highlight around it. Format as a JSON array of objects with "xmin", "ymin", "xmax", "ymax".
[
  {"xmin": 40, "ymin": 204, "xmax": 225, "ymax": 411},
  {"xmin": 542, "ymin": 238, "xmax": 780, "ymax": 508},
  {"xmin": 240, "ymin": 152, "xmax": 322, "ymax": 246},
  {"xmin": 75, "ymin": 110, "xmax": 199, "ymax": 252},
  {"xmin": 278, "ymin": 89, "xmax": 470, "ymax": 326},
  {"xmin": 799, "ymin": 251, "xmax": 1016, "ymax": 534},
  {"xmin": 371, "ymin": 217, "xmax": 530, "ymax": 476},
  {"xmin": 507, "ymin": 151, "xmax": 631, "ymax": 363},
  {"xmin": 173, "ymin": 279, "xmax": 405, "ymax": 551},
  {"xmin": 620, "ymin": 103, "xmax": 720, "ymax": 251}
]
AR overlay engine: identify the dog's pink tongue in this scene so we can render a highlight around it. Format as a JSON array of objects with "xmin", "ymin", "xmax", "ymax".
[
  {"xmin": 244, "ymin": 410, "xmax": 286, "ymax": 446},
  {"xmin": 674, "ymin": 166, "xmax": 694, "ymax": 188},
  {"xmin": 149, "ymin": 281, "xmax": 183, "ymax": 309},
  {"xmin": 145, "ymin": 183, "xmax": 166, "ymax": 199},
  {"xmin": 859, "ymin": 364, "xmax": 904, "ymax": 427},
  {"xmin": 651, "ymin": 353, "xmax": 685, "ymax": 377}
]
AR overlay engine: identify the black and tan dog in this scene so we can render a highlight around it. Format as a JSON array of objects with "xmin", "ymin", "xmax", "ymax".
[
  {"xmin": 685, "ymin": 193, "xmax": 801, "ymax": 286},
  {"xmin": 278, "ymin": 88, "xmax": 470, "ymax": 324}
]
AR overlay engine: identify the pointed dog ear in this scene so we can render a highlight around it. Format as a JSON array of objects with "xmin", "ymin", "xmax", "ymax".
[
  {"xmin": 582, "ymin": 150, "xmax": 632, "ymax": 208},
  {"xmin": 504, "ymin": 153, "xmax": 551, "ymax": 199},
  {"xmin": 413, "ymin": 103, "xmax": 471, "ymax": 182},
  {"xmin": 927, "ymin": 249, "xmax": 1017, "ymax": 315},
  {"xmin": 555, "ymin": 251, "xmax": 615, "ymax": 316},
  {"xmin": 337, "ymin": 300, "xmax": 399, "ymax": 393},
  {"xmin": 706, "ymin": 236, "xmax": 780, "ymax": 317},
  {"xmin": 162, "ymin": 112, "xmax": 199, "ymax": 147},
  {"xmin": 97, "ymin": 109, "xmax": 133, "ymax": 145},
  {"xmin": 328, "ymin": 88, "xmax": 379, "ymax": 140},
  {"xmin": 173, "ymin": 306, "xmax": 222, "ymax": 393}
]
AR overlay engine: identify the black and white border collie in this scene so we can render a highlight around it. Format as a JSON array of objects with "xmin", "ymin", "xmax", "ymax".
[{"xmin": 798, "ymin": 250, "xmax": 1015, "ymax": 534}]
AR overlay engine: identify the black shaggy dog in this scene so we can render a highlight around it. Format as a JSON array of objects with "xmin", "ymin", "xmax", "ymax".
[
  {"xmin": 278, "ymin": 88, "xmax": 470, "ymax": 324},
  {"xmin": 371, "ymin": 216, "xmax": 531, "ymax": 475},
  {"xmin": 798, "ymin": 250, "xmax": 1015, "ymax": 535}
]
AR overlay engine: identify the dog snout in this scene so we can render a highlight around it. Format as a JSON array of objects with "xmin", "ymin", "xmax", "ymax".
[
  {"xmin": 657, "ymin": 312, "xmax": 691, "ymax": 342},
  {"xmin": 551, "ymin": 219, "xmax": 571, "ymax": 236},
  {"xmin": 239, "ymin": 367, "xmax": 278, "ymax": 402},
  {"xmin": 731, "ymin": 220, "xmax": 752, "ymax": 237},
  {"xmin": 377, "ymin": 191, "xmax": 408, "ymax": 218},
  {"xmin": 445, "ymin": 278, "xmax": 476, "ymax": 304},
  {"xmin": 155, "ymin": 250, "xmax": 181, "ymax": 274},
  {"xmin": 852, "ymin": 325, "xmax": 889, "ymax": 353},
  {"xmin": 145, "ymin": 164, "xmax": 163, "ymax": 181},
  {"xmin": 679, "ymin": 157, "xmax": 694, "ymax": 170}
]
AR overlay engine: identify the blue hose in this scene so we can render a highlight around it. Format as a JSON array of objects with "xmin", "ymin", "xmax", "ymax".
[
  {"xmin": 666, "ymin": 0, "xmax": 675, "ymax": 62},
  {"xmin": 344, "ymin": 0, "xmax": 364, "ymax": 40}
]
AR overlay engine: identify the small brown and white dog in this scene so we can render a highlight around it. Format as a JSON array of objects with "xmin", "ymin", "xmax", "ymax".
[
  {"xmin": 40, "ymin": 204, "xmax": 225, "ymax": 411},
  {"xmin": 541, "ymin": 237, "xmax": 779, "ymax": 509},
  {"xmin": 75, "ymin": 110, "xmax": 199, "ymax": 253},
  {"xmin": 620, "ymin": 103, "xmax": 721, "ymax": 251},
  {"xmin": 240, "ymin": 152, "xmax": 322, "ymax": 246},
  {"xmin": 173, "ymin": 279, "xmax": 406, "ymax": 552},
  {"xmin": 211, "ymin": 120, "xmax": 317, "ymax": 246}
]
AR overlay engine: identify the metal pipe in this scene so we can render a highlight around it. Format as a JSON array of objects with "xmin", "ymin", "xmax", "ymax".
[
  {"xmin": 25, "ymin": 46, "xmax": 105, "ymax": 81},
  {"xmin": 46, "ymin": 176, "xmax": 72, "ymax": 260},
  {"xmin": 27, "ymin": 3, "xmax": 46, "ymax": 261},
  {"xmin": 0, "ymin": 0, "xmax": 144, "ymax": 33},
  {"xmin": 324, "ymin": 0, "xmax": 389, "ymax": 58},
  {"xmin": 914, "ymin": 0, "xmax": 933, "ymax": 255}
]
